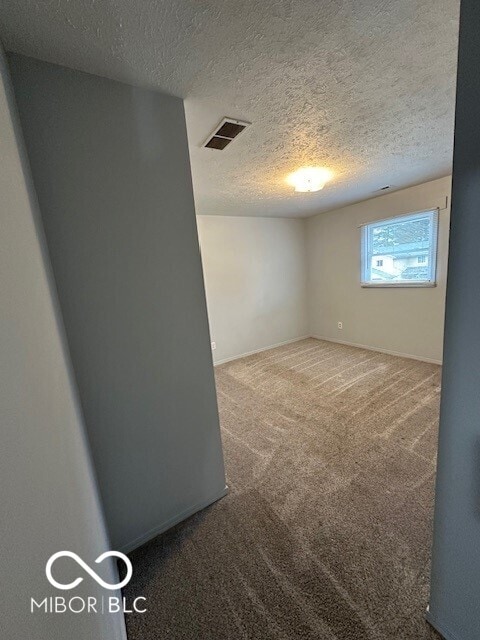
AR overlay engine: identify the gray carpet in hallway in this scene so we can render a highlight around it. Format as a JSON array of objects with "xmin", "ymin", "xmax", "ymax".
[{"xmin": 124, "ymin": 338, "xmax": 442, "ymax": 639}]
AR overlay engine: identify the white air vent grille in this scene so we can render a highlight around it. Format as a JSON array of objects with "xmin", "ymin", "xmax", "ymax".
[{"xmin": 203, "ymin": 117, "xmax": 250, "ymax": 150}]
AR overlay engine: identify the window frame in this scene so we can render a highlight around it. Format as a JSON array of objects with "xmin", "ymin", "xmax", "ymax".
[{"xmin": 360, "ymin": 209, "xmax": 439, "ymax": 288}]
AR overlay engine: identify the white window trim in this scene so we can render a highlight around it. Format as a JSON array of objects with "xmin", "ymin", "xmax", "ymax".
[{"xmin": 360, "ymin": 209, "xmax": 439, "ymax": 288}]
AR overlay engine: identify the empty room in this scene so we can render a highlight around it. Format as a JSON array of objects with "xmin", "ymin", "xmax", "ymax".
[{"xmin": 3, "ymin": 1, "xmax": 480, "ymax": 640}]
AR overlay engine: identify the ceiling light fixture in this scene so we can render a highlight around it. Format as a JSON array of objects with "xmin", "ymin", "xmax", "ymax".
[{"xmin": 287, "ymin": 167, "xmax": 332, "ymax": 193}]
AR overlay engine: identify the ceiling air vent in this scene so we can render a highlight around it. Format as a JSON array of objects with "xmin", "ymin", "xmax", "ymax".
[{"xmin": 203, "ymin": 117, "xmax": 250, "ymax": 150}]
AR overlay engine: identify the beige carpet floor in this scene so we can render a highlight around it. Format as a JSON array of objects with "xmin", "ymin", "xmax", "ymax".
[{"xmin": 124, "ymin": 338, "xmax": 442, "ymax": 640}]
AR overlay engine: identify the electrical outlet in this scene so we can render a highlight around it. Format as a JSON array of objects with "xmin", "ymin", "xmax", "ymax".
[
  {"xmin": 211, "ymin": 341, "xmax": 216, "ymax": 350},
  {"xmin": 337, "ymin": 322, "xmax": 343, "ymax": 330}
]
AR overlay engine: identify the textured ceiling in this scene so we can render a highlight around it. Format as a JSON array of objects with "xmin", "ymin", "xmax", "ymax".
[{"xmin": 0, "ymin": 0, "xmax": 460, "ymax": 218}]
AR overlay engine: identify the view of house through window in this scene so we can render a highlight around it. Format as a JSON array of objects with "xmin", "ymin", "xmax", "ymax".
[{"xmin": 361, "ymin": 209, "xmax": 438, "ymax": 286}]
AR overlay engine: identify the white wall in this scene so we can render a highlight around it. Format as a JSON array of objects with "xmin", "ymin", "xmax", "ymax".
[
  {"xmin": 0, "ymin": 47, "xmax": 126, "ymax": 640},
  {"xmin": 9, "ymin": 54, "xmax": 226, "ymax": 553},
  {"xmin": 197, "ymin": 215, "xmax": 308, "ymax": 364},
  {"xmin": 198, "ymin": 178, "xmax": 450, "ymax": 366},
  {"xmin": 306, "ymin": 176, "xmax": 451, "ymax": 363}
]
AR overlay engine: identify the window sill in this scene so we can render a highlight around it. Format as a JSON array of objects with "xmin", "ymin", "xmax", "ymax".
[{"xmin": 361, "ymin": 282, "xmax": 437, "ymax": 288}]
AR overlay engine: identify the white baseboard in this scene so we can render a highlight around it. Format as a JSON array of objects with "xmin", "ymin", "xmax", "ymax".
[
  {"xmin": 425, "ymin": 607, "xmax": 460, "ymax": 640},
  {"xmin": 120, "ymin": 485, "xmax": 229, "ymax": 554},
  {"xmin": 214, "ymin": 335, "xmax": 310, "ymax": 366},
  {"xmin": 310, "ymin": 335, "xmax": 443, "ymax": 365}
]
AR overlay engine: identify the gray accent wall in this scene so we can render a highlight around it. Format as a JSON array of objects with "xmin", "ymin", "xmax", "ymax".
[
  {"xmin": 8, "ymin": 54, "xmax": 226, "ymax": 552},
  {"xmin": 0, "ymin": 46, "xmax": 126, "ymax": 640},
  {"xmin": 428, "ymin": 1, "xmax": 480, "ymax": 638}
]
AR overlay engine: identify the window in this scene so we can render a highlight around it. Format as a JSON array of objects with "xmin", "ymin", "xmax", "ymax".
[{"xmin": 361, "ymin": 209, "xmax": 438, "ymax": 287}]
